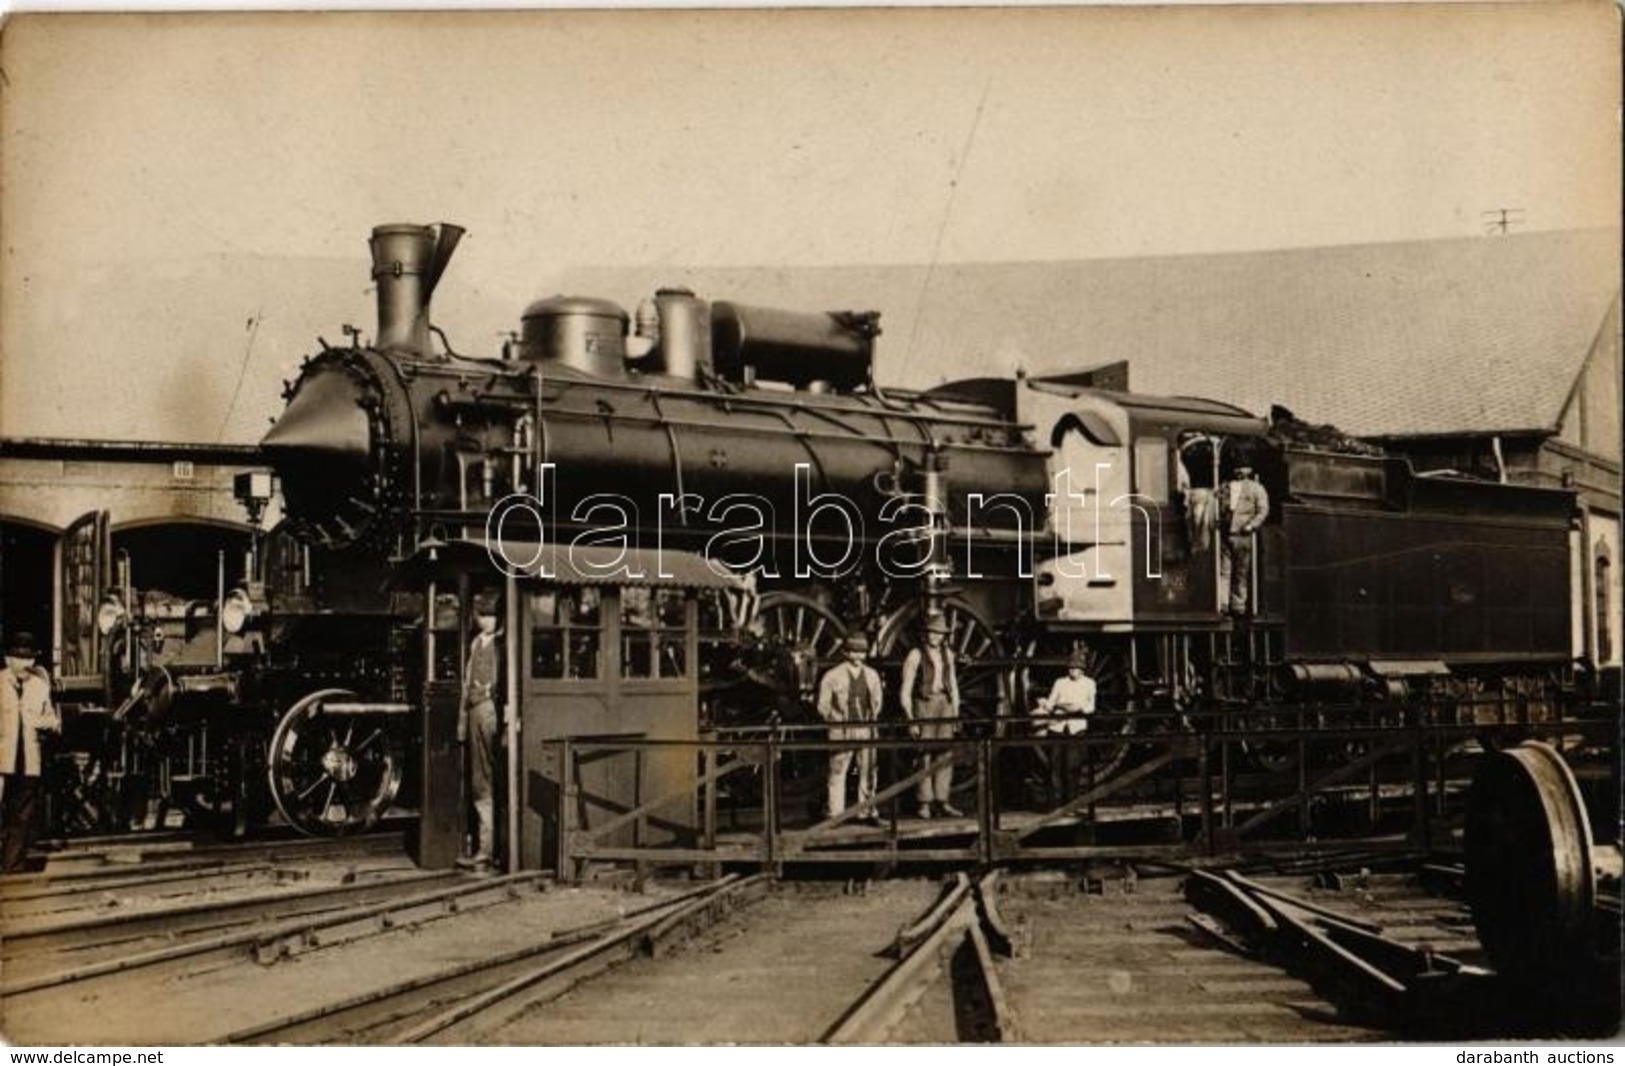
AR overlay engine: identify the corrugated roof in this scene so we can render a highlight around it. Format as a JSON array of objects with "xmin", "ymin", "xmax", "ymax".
[
  {"xmin": 399, "ymin": 539, "xmax": 741, "ymax": 590},
  {"xmin": 572, "ymin": 227, "xmax": 1619, "ymax": 438}
]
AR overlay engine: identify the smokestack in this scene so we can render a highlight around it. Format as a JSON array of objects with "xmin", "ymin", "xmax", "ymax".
[{"xmin": 369, "ymin": 222, "xmax": 463, "ymax": 356}]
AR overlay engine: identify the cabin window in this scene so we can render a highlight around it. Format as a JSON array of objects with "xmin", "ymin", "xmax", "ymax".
[
  {"xmin": 622, "ymin": 587, "xmax": 689, "ymax": 679},
  {"xmin": 529, "ymin": 587, "xmax": 601, "ymax": 680},
  {"xmin": 1134, "ymin": 437, "xmax": 1169, "ymax": 504}
]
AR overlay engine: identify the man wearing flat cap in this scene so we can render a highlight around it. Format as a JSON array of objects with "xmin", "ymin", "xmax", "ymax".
[
  {"xmin": 2, "ymin": 632, "xmax": 60, "ymax": 874},
  {"xmin": 900, "ymin": 611, "xmax": 962, "ymax": 818},
  {"xmin": 459, "ymin": 595, "xmax": 502, "ymax": 872},
  {"xmin": 816, "ymin": 631, "xmax": 884, "ymax": 822}
]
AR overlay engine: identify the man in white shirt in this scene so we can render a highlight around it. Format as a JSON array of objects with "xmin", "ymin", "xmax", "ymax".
[
  {"xmin": 1032, "ymin": 652, "xmax": 1095, "ymax": 806},
  {"xmin": 816, "ymin": 631, "xmax": 884, "ymax": 823},
  {"xmin": 1219, "ymin": 464, "xmax": 1270, "ymax": 615},
  {"xmin": 2, "ymin": 632, "xmax": 60, "ymax": 874}
]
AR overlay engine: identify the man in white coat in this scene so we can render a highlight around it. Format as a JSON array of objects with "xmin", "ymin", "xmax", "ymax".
[{"xmin": 2, "ymin": 632, "xmax": 60, "ymax": 874}]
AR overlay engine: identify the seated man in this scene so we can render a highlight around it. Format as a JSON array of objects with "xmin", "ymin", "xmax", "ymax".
[{"xmin": 1032, "ymin": 652, "xmax": 1095, "ymax": 806}]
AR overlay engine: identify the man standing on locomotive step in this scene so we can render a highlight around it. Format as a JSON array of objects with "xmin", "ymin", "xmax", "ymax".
[
  {"xmin": 816, "ymin": 631, "xmax": 884, "ymax": 823},
  {"xmin": 2, "ymin": 632, "xmax": 60, "ymax": 874},
  {"xmin": 901, "ymin": 612, "xmax": 962, "ymax": 819},
  {"xmin": 1219, "ymin": 463, "xmax": 1270, "ymax": 615},
  {"xmin": 459, "ymin": 596, "xmax": 501, "ymax": 872}
]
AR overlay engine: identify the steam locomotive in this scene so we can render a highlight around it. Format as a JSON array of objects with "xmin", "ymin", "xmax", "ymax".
[{"xmin": 81, "ymin": 222, "xmax": 1592, "ymax": 838}]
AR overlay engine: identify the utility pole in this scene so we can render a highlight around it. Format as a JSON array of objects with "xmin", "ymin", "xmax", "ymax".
[{"xmin": 1481, "ymin": 208, "xmax": 1526, "ymax": 235}]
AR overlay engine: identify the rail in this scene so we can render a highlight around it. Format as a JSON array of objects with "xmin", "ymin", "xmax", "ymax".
[{"xmin": 821, "ymin": 870, "xmax": 1018, "ymax": 1043}]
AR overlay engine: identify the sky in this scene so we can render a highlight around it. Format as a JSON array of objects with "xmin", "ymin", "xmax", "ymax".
[{"xmin": 0, "ymin": 4, "xmax": 1619, "ymax": 442}]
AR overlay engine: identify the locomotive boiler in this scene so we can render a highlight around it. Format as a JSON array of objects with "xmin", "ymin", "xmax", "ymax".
[{"xmin": 264, "ymin": 225, "xmax": 1050, "ymax": 610}]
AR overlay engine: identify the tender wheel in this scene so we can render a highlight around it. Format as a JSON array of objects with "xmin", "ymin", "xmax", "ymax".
[
  {"xmin": 1228, "ymin": 661, "xmax": 1297, "ymax": 774},
  {"xmin": 268, "ymin": 688, "xmax": 404, "ymax": 837}
]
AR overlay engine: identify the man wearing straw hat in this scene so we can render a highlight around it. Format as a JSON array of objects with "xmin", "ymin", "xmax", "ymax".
[
  {"xmin": 900, "ymin": 611, "xmax": 962, "ymax": 819},
  {"xmin": 816, "ymin": 631, "xmax": 884, "ymax": 823},
  {"xmin": 2, "ymin": 632, "xmax": 60, "ymax": 874}
]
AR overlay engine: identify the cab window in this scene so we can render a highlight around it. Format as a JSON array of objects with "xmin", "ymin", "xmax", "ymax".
[{"xmin": 1134, "ymin": 437, "xmax": 1169, "ymax": 504}]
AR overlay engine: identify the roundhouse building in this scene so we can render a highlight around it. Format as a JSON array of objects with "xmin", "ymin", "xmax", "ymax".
[{"xmin": 0, "ymin": 438, "xmax": 274, "ymax": 687}]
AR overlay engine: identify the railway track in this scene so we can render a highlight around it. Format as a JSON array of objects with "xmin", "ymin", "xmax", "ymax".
[
  {"xmin": 2, "ymin": 858, "xmax": 426, "ymax": 964},
  {"xmin": 25, "ymin": 828, "xmax": 410, "ymax": 874},
  {"xmin": 1, "ymin": 867, "xmax": 448, "ymax": 957},
  {"xmin": 1, "ymin": 870, "xmax": 539, "ymax": 995},
  {"xmin": 231, "ymin": 874, "xmax": 771, "ymax": 1044},
  {"xmin": 11, "ymin": 847, "xmax": 1585, "ymax": 1045},
  {"xmin": 823, "ymin": 871, "xmax": 1018, "ymax": 1043}
]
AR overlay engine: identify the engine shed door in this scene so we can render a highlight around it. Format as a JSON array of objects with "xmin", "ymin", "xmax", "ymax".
[{"xmin": 58, "ymin": 509, "xmax": 111, "ymax": 694}]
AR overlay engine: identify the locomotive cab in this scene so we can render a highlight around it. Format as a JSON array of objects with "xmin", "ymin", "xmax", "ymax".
[{"xmin": 1016, "ymin": 379, "xmax": 1271, "ymax": 628}]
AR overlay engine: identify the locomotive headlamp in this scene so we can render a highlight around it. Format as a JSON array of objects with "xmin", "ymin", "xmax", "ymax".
[
  {"xmin": 97, "ymin": 592, "xmax": 128, "ymax": 636},
  {"xmin": 233, "ymin": 470, "xmax": 277, "ymax": 528},
  {"xmin": 221, "ymin": 587, "xmax": 258, "ymax": 634}
]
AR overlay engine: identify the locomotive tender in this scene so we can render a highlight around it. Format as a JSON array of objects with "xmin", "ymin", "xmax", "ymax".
[{"xmin": 78, "ymin": 221, "xmax": 1593, "ymax": 840}]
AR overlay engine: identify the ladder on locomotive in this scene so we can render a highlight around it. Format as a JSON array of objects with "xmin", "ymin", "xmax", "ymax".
[{"xmin": 1205, "ymin": 621, "xmax": 1286, "ymax": 707}]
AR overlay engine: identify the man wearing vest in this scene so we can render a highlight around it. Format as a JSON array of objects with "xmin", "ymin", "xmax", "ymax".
[
  {"xmin": 900, "ymin": 612, "xmax": 962, "ymax": 819},
  {"xmin": 1218, "ymin": 463, "xmax": 1270, "ymax": 615},
  {"xmin": 459, "ymin": 595, "xmax": 502, "ymax": 872},
  {"xmin": 2, "ymin": 632, "xmax": 60, "ymax": 874},
  {"xmin": 815, "ymin": 631, "xmax": 884, "ymax": 823}
]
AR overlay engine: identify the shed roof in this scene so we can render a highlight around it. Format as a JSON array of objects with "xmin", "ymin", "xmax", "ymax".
[
  {"xmin": 575, "ymin": 227, "xmax": 1619, "ymax": 438},
  {"xmin": 398, "ymin": 538, "xmax": 741, "ymax": 590}
]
